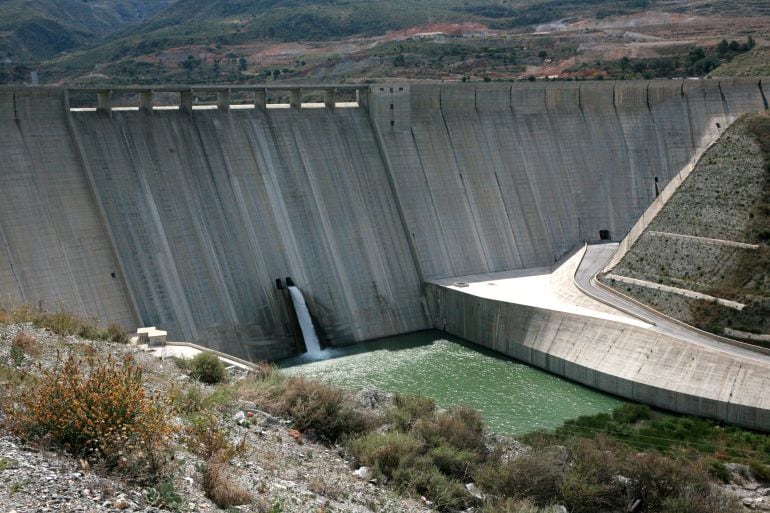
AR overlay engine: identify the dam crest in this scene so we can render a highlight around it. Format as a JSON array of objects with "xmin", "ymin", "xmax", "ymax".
[{"xmin": 1, "ymin": 79, "xmax": 769, "ymax": 429}]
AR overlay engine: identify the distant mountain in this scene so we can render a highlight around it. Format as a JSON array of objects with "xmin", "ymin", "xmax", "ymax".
[
  {"xmin": 2, "ymin": 0, "xmax": 768, "ymax": 85},
  {"xmin": 0, "ymin": 0, "xmax": 176, "ymax": 61}
]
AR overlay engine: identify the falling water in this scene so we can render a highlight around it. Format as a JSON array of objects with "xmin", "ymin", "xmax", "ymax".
[{"xmin": 288, "ymin": 285, "xmax": 322, "ymax": 354}]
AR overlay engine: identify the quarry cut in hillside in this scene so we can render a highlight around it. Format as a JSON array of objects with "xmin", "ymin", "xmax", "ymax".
[{"xmin": 601, "ymin": 113, "xmax": 770, "ymax": 344}]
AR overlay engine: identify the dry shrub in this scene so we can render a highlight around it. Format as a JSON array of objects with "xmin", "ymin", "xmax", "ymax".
[
  {"xmin": 274, "ymin": 377, "xmax": 371, "ymax": 441},
  {"xmin": 202, "ymin": 461, "xmax": 253, "ymax": 508},
  {"xmin": 4, "ymin": 353, "xmax": 174, "ymax": 481},
  {"xmin": 308, "ymin": 474, "xmax": 343, "ymax": 499},
  {"xmin": 475, "ymin": 449, "xmax": 567, "ymax": 505},
  {"xmin": 11, "ymin": 332, "xmax": 41, "ymax": 357},
  {"xmin": 186, "ymin": 413, "xmax": 246, "ymax": 461}
]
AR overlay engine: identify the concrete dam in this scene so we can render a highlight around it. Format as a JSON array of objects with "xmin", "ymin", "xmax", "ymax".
[{"xmin": 1, "ymin": 80, "xmax": 769, "ymax": 428}]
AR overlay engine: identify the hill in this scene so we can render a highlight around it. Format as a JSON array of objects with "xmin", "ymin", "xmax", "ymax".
[
  {"xmin": 0, "ymin": 0, "xmax": 175, "ymax": 62},
  {"xmin": 601, "ymin": 113, "xmax": 770, "ymax": 344}
]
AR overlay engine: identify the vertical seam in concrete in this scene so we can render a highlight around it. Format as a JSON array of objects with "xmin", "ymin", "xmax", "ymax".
[
  {"xmin": 759, "ymin": 79, "xmax": 769, "ymax": 110},
  {"xmin": 365, "ymin": 100, "xmax": 426, "ymax": 284},
  {"xmin": 12, "ymin": 91, "xmax": 17, "ymax": 120},
  {"xmin": 411, "ymin": 126, "xmax": 454, "ymax": 276},
  {"xmin": 493, "ymin": 171, "xmax": 526, "ymax": 267},
  {"xmin": 0, "ymin": 210, "xmax": 25, "ymax": 301},
  {"xmin": 717, "ymin": 80, "xmax": 727, "ymax": 105},
  {"xmin": 438, "ymin": 93, "xmax": 492, "ymax": 272},
  {"xmin": 645, "ymin": 82, "xmax": 651, "ymax": 112},
  {"xmin": 578, "ymin": 84, "xmax": 583, "ymax": 113},
  {"xmin": 188, "ymin": 114, "xmax": 243, "ymax": 327},
  {"xmin": 63, "ymin": 103, "xmax": 141, "ymax": 326}
]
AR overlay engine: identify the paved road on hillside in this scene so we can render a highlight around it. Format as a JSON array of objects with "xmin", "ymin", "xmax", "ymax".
[{"xmin": 575, "ymin": 243, "xmax": 770, "ymax": 364}]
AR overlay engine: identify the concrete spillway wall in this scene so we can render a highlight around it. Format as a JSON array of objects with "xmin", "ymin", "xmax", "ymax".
[
  {"xmin": 424, "ymin": 282, "xmax": 770, "ymax": 431},
  {"xmin": 0, "ymin": 79, "xmax": 766, "ymax": 360}
]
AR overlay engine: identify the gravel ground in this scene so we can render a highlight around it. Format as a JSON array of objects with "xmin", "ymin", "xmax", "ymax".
[{"xmin": 0, "ymin": 323, "xmax": 432, "ymax": 513}]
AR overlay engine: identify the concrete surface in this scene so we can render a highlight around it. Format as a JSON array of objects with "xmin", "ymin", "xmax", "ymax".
[
  {"xmin": 426, "ymin": 242, "xmax": 770, "ymax": 431},
  {"xmin": 0, "ymin": 80, "xmax": 767, "ymax": 363}
]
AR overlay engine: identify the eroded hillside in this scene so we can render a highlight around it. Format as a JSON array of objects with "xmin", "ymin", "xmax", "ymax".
[{"xmin": 601, "ymin": 113, "xmax": 770, "ymax": 344}]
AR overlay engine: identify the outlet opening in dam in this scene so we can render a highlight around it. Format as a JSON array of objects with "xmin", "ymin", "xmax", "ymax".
[{"xmin": 2, "ymin": 79, "xmax": 770, "ymax": 431}]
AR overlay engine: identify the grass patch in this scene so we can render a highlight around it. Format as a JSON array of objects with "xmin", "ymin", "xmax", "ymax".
[{"xmin": 0, "ymin": 304, "xmax": 128, "ymax": 343}]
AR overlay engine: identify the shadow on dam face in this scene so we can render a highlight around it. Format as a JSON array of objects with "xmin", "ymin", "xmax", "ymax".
[{"xmin": 0, "ymin": 79, "xmax": 766, "ymax": 364}]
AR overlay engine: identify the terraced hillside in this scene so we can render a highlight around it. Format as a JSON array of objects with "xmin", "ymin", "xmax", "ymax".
[{"xmin": 601, "ymin": 113, "xmax": 770, "ymax": 344}]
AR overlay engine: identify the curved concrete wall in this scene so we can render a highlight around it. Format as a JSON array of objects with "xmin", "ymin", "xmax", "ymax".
[
  {"xmin": 0, "ymin": 79, "xmax": 766, "ymax": 360},
  {"xmin": 424, "ymin": 283, "xmax": 770, "ymax": 431}
]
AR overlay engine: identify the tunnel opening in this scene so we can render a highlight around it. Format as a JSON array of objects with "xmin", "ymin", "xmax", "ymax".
[{"xmin": 599, "ymin": 229, "xmax": 611, "ymax": 241}]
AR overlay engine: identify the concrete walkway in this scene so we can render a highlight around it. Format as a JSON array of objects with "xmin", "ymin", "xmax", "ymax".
[
  {"xmin": 430, "ymin": 247, "xmax": 651, "ymax": 328},
  {"xmin": 433, "ymin": 242, "xmax": 770, "ymax": 365}
]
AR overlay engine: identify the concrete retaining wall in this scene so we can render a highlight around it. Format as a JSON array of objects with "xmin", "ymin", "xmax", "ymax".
[{"xmin": 425, "ymin": 283, "xmax": 770, "ymax": 431}]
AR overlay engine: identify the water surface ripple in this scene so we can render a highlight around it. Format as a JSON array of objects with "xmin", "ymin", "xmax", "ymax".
[{"xmin": 281, "ymin": 330, "xmax": 623, "ymax": 435}]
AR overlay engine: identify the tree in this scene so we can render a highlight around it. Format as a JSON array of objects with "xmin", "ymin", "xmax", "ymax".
[
  {"xmin": 620, "ymin": 56, "xmax": 631, "ymax": 71},
  {"xmin": 238, "ymin": 57, "xmax": 247, "ymax": 71},
  {"xmin": 272, "ymin": 68, "xmax": 281, "ymax": 79},
  {"xmin": 538, "ymin": 50, "xmax": 548, "ymax": 59},
  {"xmin": 716, "ymin": 39, "xmax": 730, "ymax": 57}
]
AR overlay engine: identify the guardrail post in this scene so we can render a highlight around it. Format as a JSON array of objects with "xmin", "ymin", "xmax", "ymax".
[
  {"xmin": 254, "ymin": 89, "xmax": 266, "ymax": 111},
  {"xmin": 180, "ymin": 90, "xmax": 193, "ymax": 113},
  {"xmin": 97, "ymin": 90, "xmax": 112, "ymax": 115},
  {"xmin": 217, "ymin": 89, "xmax": 230, "ymax": 111},
  {"xmin": 139, "ymin": 91, "xmax": 153, "ymax": 113},
  {"xmin": 324, "ymin": 88, "xmax": 336, "ymax": 110},
  {"xmin": 356, "ymin": 87, "xmax": 369, "ymax": 110},
  {"xmin": 290, "ymin": 88, "xmax": 301, "ymax": 110}
]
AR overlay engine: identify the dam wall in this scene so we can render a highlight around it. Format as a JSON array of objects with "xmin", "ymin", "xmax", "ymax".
[
  {"xmin": 0, "ymin": 79, "xmax": 766, "ymax": 360},
  {"xmin": 67, "ymin": 98, "xmax": 426, "ymax": 359},
  {"xmin": 424, "ymin": 282, "xmax": 770, "ymax": 431},
  {"xmin": 0, "ymin": 89, "xmax": 136, "ymax": 327},
  {"xmin": 369, "ymin": 79, "xmax": 766, "ymax": 280}
]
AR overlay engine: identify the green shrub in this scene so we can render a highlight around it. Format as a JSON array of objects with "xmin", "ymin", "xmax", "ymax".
[
  {"xmin": 189, "ymin": 352, "xmax": 227, "ymax": 384},
  {"xmin": 428, "ymin": 444, "xmax": 478, "ymax": 480},
  {"xmin": 391, "ymin": 393, "xmax": 436, "ymax": 431},
  {"xmin": 391, "ymin": 456, "xmax": 473, "ymax": 511},
  {"xmin": 349, "ymin": 431, "xmax": 423, "ymax": 479},
  {"xmin": 185, "ymin": 413, "xmax": 245, "ymax": 462},
  {"xmin": 276, "ymin": 377, "xmax": 370, "ymax": 441},
  {"xmin": 709, "ymin": 460, "xmax": 731, "ymax": 482},
  {"xmin": 749, "ymin": 459, "xmax": 770, "ymax": 481},
  {"xmin": 414, "ymin": 405, "xmax": 486, "ymax": 454},
  {"xmin": 559, "ymin": 467, "xmax": 625, "ymax": 513},
  {"xmin": 145, "ymin": 478, "xmax": 183, "ymax": 510},
  {"xmin": 105, "ymin": 323, "xmax": 128, "ymax": 343},
  {"xmin": 612, "ymin": 403, "xmax": 652, "ymax": 424}
]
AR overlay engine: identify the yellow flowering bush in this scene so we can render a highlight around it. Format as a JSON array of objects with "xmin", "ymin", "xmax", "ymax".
[{"xmin": 5, "ymin": 353, "xmax": 174, "ymax": 480}]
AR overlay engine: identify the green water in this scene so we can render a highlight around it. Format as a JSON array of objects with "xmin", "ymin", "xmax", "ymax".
[{"xmin": 280, "ymin": 330, "xmax": 624, "ymax": 435}]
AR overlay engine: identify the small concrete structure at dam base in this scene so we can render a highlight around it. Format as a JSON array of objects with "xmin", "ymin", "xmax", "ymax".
[{"xmin": 1, "ymin": 79, "xmax": 769, "ymax": 430}]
